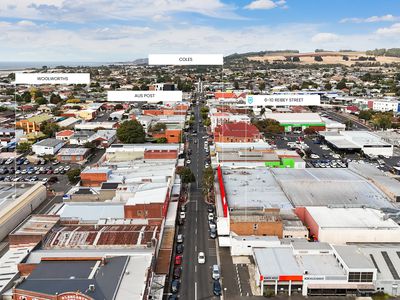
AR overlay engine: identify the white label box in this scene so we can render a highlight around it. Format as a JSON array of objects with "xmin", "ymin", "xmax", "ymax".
[
  {"xmin": 108, "ymin": 91, "xmax": 182, "ymax": 102},
  {"xmin": 246, "ymin": 94, "xmax": 321, "ymax": 106},
  {"xmin": 148, "ymin": 54, "xmax": 223, "ymax": 65},
  {"xmin": 14, "ymin": 73, "xmax": 90, "ymax": 85}
]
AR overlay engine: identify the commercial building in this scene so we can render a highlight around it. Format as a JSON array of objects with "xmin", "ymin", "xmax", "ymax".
[
  {"xmin": 56, "ymin": 147, "xmax": 91, "ymax": 163},
  {"xmin": 32, "ymin": 138, "xmax": 65, "ymax": 156},
  {"xmin": 295, "ymin": 206, "xmax": 400, "ymax": 244},
  {"xmin": 263, "ymin": 113, "xmax": 325, "ymax": 133},
  {"xmin": 0, "ymin": 183, "xmax": 47, "ymax": 242},
  {"xmin": 16, "ymin": 114, "xmax": 53, "ymax": 134},
  {"xmin": 75, "ymin": 122, "xmax": 118, "ymax": 131},
  {"xmin": 105, "ymin": 144, "xmax": 180, "ymax": 162},
  {"xmin": 321, "ymin": 117, "xmax": 346, "ymax": 132},
  {"xmin": 253, "ymin": 242, "xmax": 376, "ymax": 297},
  {"xmin": 13, "ymin": 255, "xmax": 154, "ymax": 300},
  {"xmin": 320, "ymin": 131, "xmax": 394, "ymax": 157},
  {"xmin": 214, "ymin": 122, "xmax": 262, "ymax": 143},
  {"xmin": 209, "ymin": 112, "xmax": 251, "ymax": 131}
]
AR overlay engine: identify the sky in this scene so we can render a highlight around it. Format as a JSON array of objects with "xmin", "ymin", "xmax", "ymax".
[{"xmin": 0, "ymin": 0, "xmax": 399, "ymax": 62}]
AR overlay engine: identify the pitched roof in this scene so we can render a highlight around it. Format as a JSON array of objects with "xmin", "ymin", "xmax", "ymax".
[{"xmin": 214, "ymin": 122, "xmax": 260, "ymax": 138}]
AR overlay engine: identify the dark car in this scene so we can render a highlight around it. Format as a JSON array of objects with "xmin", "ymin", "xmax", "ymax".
[
  {"xmin": 213, "ymin": 280, "xmax": 222, "ymax": 296},
  {"xmin": 209, "ymin": 228, "xmax": 217, "ymax": 239},
  {"xmin": 176, "ymin": 244, "xmax": 184, "ymax": 254},
  {"xmin": 171, "ymin": 279, "xmax": 180, "ymax": 294},
  {"xmin": 168, "ymin": 295, "xmax": 178, "ymax": 300},
  {"xmin": 173, "ymin": 267, "xmax": 182, "ymax": 279},
  {"xmin": 207, "ymin": 205, "xmax": 214, "ymax": 213}
]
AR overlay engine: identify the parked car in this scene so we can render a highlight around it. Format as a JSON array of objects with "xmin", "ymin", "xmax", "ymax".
[
  {"xmin": 208, "ymin": 213, "xmax": 214, "ymax": 221},
  {"xmin": 198, "ymin": 252, "xmax": 205, "ymax": 264},
  {"xmin": 209, "ymin": 228, "xmax": 217, "ymax": 239},
  {"xmin": 180, "ymin": 212, "xmax": 186, "ymax": 220},
  {"xmin": 177, "ymin": 234, "xmax": 184, "ymax": 244},
  {"xmin": 171, "ymin": 279, "xmax": 180, "ymax": 294},
  {"xmin": 207, "ymin": 204, "xmax": 214, "ymax": 213},
  {"xmin": 174, "ymin": 255, "xmax": 182, "ymax": 265},
  {"xmin": 176, "ymin": 244, "xmax": 184, "ymax": 254},
  {"xmin": 212, "ymin": 265, "xmax": 220, "ymax": 280},
  {"xmin": 213, "ymin": 280, "xmax": 222, "ymax": 296},
  {"xmin": 173, "ymin": 267, "xmax": 182, "ymax": 279}
]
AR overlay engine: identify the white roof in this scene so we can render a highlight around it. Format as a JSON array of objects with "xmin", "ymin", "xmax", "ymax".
[
  {"xmin": 263, "ymin": 113, "xmax": 323, "ymax": 124},
  {"xmin": 306, "ymin": 207, "xmax": 400, "ymax": 229},
  {"xmin": 57, "ymin": 203, "xmax": 124, "ymax": 221}
]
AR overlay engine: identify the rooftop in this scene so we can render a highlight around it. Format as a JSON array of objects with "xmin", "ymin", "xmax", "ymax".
[
  {"xmin": 333, "ymin": 245, "xmax": 376, "ymax": 270},
  {"xmin": 305, "ymin": 206, "xmax": 400, "ymax": 229},
  {"xmin": 58, "ymin": 147, "xmax": 90, "ymax": 156},
  {"xmin": 34, "ymin": 138, "xmax": 64, "ymax": 148},
  {"xmin": 263, "ymin": 113, "xmax": 323, "ymax": 124}
]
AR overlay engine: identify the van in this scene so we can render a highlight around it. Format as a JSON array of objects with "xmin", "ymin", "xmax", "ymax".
[{"xmin": 212, "ymin": 265, "xmax": 220, "ymax": 280}]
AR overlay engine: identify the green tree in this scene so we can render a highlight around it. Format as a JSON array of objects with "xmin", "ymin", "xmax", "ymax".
[
  {"xmin": 203, "ymin": 118, "xmax": 211, "ymax": 127},
  {"xmin": 345, "ymin": 120, "xmax": 353, "ymax": 129},
  {"xmin": 359, "ymin": 110, "xmax": 373, "ymax": 121},
  {"xmin": 117, "ymin": 120, "xmax": 146, "ymax": 143},
  {"xmin": 202, "ymin": 166, "xmax": 214, "ymax": 197},
  {"xmin": 16, "ymin": 142, "xmax": 31, "ymax": 153},
  {"xmin": 336, "ymin": 79, "xmax": 347, "ymax": 90},
  {"xmin": 35, "ymin": 97, "xmax": 48, "ymax": 105},
  {"xmin": 67, "ymin": 169, "xmax": 81, "ymax": 184},
  {"xmin": 324, "ymin": 83, "xmax": 332, "ymax": 90},
  {"xmin": 176, "ymin": 167, "xmax": 195, "ymax": 184},
  {"xmin": 50, "ymin": 93, "xmax": 62, "ymax": 104},
  {"xmin": 149, "ymin": 122, "xmax": 167, "ymax": 132},
  {"xmin": 21, "ymin": 91, "xmax": 32, "ymax": 102},
  {"xmin": 259, "ymin": 81, "xmax": 266, "ymax": 91},
  {"xmin": 156, "ymin": 137, "xmax": 168, "ymax": 143},
  {"xmin": 40, "ymin": 122, "xmax": 60, "ymax": 138},
  {"xmin": 234, "ymin": 81, "xmax": 239, "ymax": 89},
  {"xmin": 372, "ymin": 113, "xmax": 392, "ymax": 130}
]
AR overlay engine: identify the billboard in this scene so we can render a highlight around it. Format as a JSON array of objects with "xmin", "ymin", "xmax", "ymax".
[
  {"xmin": 107, "ymin": 91, "xmax": 182, "ymax": 102},
  {"xmin": 15, "ymin": 73, "xmax": 90, "ymax": 85},
  {"xmin": 148, "ymin": 54, "xmax": 223, "ymax": 65},
  {"xmin": 246, "ymin": 94, "xmax": 320, "ymax": 106}
]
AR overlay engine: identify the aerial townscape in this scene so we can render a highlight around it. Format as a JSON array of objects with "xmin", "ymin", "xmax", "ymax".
[{"xmin": 1, "ymin": 1, "xmax": 400, "ymax": 300}]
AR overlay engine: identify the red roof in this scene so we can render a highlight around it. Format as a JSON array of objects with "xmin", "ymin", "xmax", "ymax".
[
  {"xmin": 56, "ymin": 130, "xmax": 74, "ymax": 137},
  {"xmin": 346, "ymin": 105, "xmax": 359, "ymax": 112},
  {"xmin": 214, "ymin": 122, "xmax": 260, "ymax": 138}
]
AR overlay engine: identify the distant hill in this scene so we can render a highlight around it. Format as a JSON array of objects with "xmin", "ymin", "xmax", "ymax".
[{"xmin": 366, "ymin": 48, "xmax": 400, "ymax": 57}]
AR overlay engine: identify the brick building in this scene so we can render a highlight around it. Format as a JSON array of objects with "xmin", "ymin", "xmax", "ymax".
[{"xmin": 214, "ymin": 122, "xmax": 262, "ymax": 143}]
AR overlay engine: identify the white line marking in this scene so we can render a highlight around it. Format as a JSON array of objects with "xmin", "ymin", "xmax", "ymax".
[{"xmin": 195, "ymin": 281, "xmax": 198, "ymax": 300}]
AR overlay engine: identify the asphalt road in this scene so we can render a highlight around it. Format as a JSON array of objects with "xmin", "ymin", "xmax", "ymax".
[{"xmin": 179, "ymin": 103, "xmax": 220, "ymax": 300}]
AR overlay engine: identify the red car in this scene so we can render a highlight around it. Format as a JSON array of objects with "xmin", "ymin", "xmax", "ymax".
[{"xmin": 174, "ymin": 255, "xmax": 182, "ymax": 265}]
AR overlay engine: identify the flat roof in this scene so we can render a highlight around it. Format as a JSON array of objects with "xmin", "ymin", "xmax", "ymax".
[
  {"xmin": 333, "ymin": 245, "xmax": 375, "ymax": 269},
  {"xmin": 272, "ymin": 168, "xmax": 395, "ymax": 209},
  {"xmin": 263, "ymin": 113, "xmax": 323, "ymax": 124},
  {"xmin": 58, "ymin": 147, "xmax": 90, "ymax": 156},
  {"xmin": 357, "ymin": 245, "xmax": 400, "ymax": 281},
  {"xmin": 306, "ymin": 206, "xmax": 400, "ymax": 229},
  {"xmin": 11, "ymin": 215, "xmax": 60, "ymax": 236},
  {"xmin": 57, "ymin": 203, "xmax": 124, "ymax": 221},
  {"xmin": 0, "ymin": 183, "xmax": 37, "ymax": 214},
  {"xmin": 221, "ymin": 167, "xmax": 293, "ymax": 210}
]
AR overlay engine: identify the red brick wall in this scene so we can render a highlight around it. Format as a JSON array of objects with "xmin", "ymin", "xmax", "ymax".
[
  {"xmin": 80, "ymin": 172, "xmax": 108, "ymax": 187},
  {"xmin": 9, "ymin": 234, "xmax": 42, "ymax": 247},
  {"xmin": 17, "ymin": 263, "xmax": 37, "ymax": 276}
]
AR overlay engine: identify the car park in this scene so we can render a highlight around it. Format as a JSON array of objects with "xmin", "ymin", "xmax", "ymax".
[{"xmin": 198, "ymin": 252, "xmax": 205, "ymax": 264}]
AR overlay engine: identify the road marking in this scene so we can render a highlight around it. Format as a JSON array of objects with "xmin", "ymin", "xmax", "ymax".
[
  {"xmin": 195, "ymin": 265, "xmax": 197, "ymax": 273},
  {"xmin": 195, "ymin": 281, "xmax": 198, "ymax": 300},
  {"xmin": 195, "ymin": 228, "xmax": 197, "ymax": 235}
]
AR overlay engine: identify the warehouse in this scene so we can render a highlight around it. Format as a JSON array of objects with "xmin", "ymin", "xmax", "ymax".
[
  {"xmin": 263, "ymin": 113, "xmax": 325, "ymax": 133},
  {"xmin": 295, "ymin": 206, "xmax": 400, "ymax": 244},
  {"xmin": 56, "ymin": 147, "xmax": 90, "ymax": 162},
  {"xmin": 0, "ymin": 183, "xmax": 47, "ymax": 242},
  {"xmin": 320, "ymin": 131, "xmax": 394, "ymax": 157}
]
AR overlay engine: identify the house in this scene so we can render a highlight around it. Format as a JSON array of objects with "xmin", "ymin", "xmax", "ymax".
[
  {"xmin": 214, "ymin": 122, "xmax": 262, "ymax": 143},
  {"xmin": 32, "ymin": 138, "xmax": 64, "ymax": 156},
  {"xmin": 89, "ymin": 130, "xmax": 117, "ymax": 148},
  {"xmin": 57, "ymin": 147, "xmax": 91, "ymax": 163},
  {"xmin": 55, "ymin": 129, "xmax": 75, "ymax": 141}
]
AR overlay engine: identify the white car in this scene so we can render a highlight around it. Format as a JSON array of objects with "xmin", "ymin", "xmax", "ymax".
[
  {"xmin": 186, "ymin": 159, "xmax": 191, "ymax": 165},
  {"xmin": 198, "ymin": 252, "xmax": 206, "ymax": 264},
  {"xmin": 205, "ymin": 163, "xmax": 210, "ymax": 168},
  {"xmin": 180, "ymin": 212, "xmax": 186, "ymax": 220},
  {"xmin": 208, "ymin": 213, "xmax": 214, "ymax": 221},
  {"xmin": 310, "ymin": 154, "xmax": 320, "ymax": 159}
]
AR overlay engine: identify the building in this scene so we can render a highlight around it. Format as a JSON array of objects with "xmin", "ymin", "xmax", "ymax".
[
  {"xmin": 56, "ymin": 147, "xmax": 91, "ymax": 163},
  {"xmin": 16, "ymin": 114, "xmax": 53, "ymax": 134},
  {"xmin": 210, "ymin": 112, "xmax": 251, "ymax": 131},
  {"xmin": 105, "ymin": 144, "xmax": 180, "ymax": 162},
  {"xmin": 321, "ymin": 117, "xmax": 346, "ymax": 132},
  {"xmin": 75, "ymin": 122, "xmax": 117, "ymax": 131},
  {"xmin": 295, "ymin": 207, "xmax": 400, "ymax": 244},
  {"xmin": 320, "ymin": 131, "xmax": 394, "ymax": 157},
  {"xmin": 253, "ymin": 242, "xmax": 376, "ymax": 296},
  {"xmin": 214, "ymin": 122, "xmax": 262, "ymax": 143},
  {"xmin": 0, "ymin": 183, "xmax": 47, "ymax": 242},
  {"xmin": 13, "ymin": 255, "xmax": 154, "ymax": 300},
  {"xmin": 32, "ymin": 138, "xmax": 65, "ymax": 156},
  {"xmin": 263, "ymin": 113, "xmax": 326, "ymax": 133},
  {"xmin": 55, "ymin": 129, "xmax": 75, "ymax": 141}
]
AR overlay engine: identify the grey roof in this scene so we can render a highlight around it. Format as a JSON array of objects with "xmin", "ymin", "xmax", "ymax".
[
  {"xmin": 271, "ymin": 168, "xmax": 395, "ymax": 209},
  {"xmin": 292, "ymin": 241, "xmax": 332, "ymax": 251},
  {"xmin": 333, "ymin": 245, "xmax": 375, "ymax": 269},
  {"xmin": 17, "ymin": 256, "xmax": 129, "ymax": 300},
  {"xmin": 34, "ymin": 138, "xmax": 64, "ymax": 147},
  {"xmin": 254, "ymin": 247, "xmax": 302, "ymax": 277}
]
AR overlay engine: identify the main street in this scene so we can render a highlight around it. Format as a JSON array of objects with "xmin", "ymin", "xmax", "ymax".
[{"xmin": 179, "ymin": 102, "xmax": 220, "ymax": 300}]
